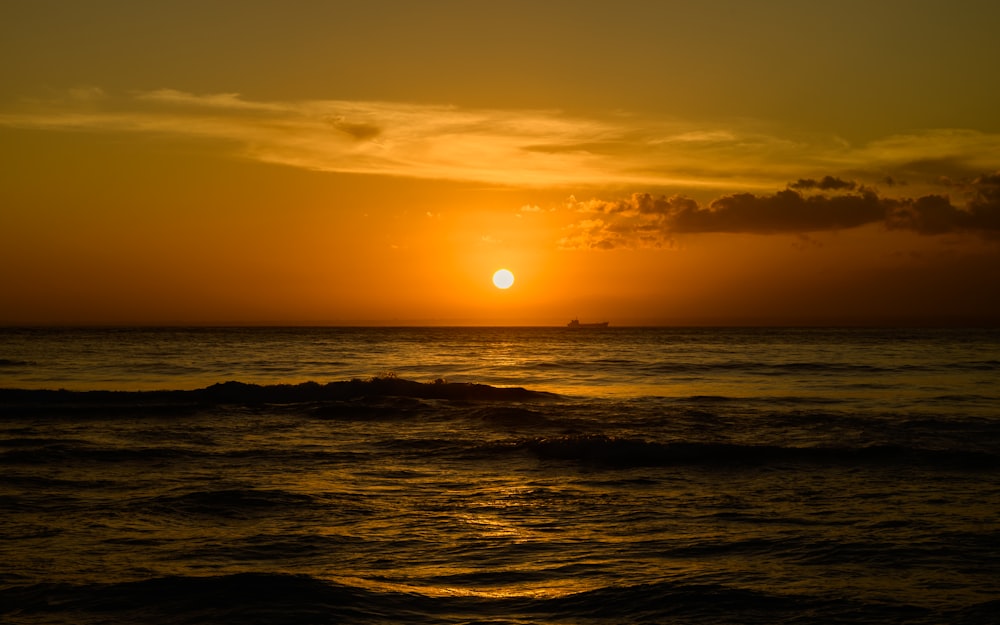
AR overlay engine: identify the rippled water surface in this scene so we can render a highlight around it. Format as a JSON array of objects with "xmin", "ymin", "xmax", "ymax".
[{"xmin": 2, "ymin": 327, "xmax": 999, "ymax": 623}]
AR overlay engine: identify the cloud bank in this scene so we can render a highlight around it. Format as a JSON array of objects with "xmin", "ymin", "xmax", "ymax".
[
  {"xmin": 559, "ymin": 174, "xmax": 1000, "ymax": 249},
  {"xmin": 2, "ymin": 88, "xmax": 1000, "ymax": 192}
]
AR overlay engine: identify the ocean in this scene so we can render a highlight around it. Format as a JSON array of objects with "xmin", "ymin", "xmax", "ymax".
[{"xmin": 1, "ymin": 326, "xmax": 998, "ymax": 624}]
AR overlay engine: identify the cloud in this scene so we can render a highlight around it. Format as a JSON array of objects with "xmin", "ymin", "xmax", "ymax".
[
  {"xmin": 878, "ymin": 172, "xmax": 1000, "ymax": 235},
  {"xmin": 789, "ymin": 176, "xmax": 857, "ymax": 191},
  {"xmin": 2, "ymin": 89, "xmax": 999, "ymax": 192},
  {"xmin": 0, "ymin": 90, "xmax": 641, "ymax": 187},
  {"xmin": 136, "ymin": 89, "xmax": 271, "ymax": 111},
  {"xmin": 560, "ymin": 174, "xmax": 1000, "ymax": 249},
  {"xmin": 67, "ymin": 86, "xmax": 107, "ymax": 102},
  {"xmin": 324, "ymin": 115, "xmax": 381, "ymax": 141}
]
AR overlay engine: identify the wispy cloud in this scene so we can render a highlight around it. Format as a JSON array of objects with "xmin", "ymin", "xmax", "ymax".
[{"xmin": 2, "ymin": 89, "xmax": 999, "ymax": 192}]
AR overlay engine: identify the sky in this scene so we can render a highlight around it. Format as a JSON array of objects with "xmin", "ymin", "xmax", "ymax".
[{"xmin": 2, "ymin": 0, "xmax": 999, "ymax": 326}]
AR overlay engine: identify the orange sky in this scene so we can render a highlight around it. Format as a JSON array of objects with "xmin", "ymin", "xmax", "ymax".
[{"xmin": 2, "ymin": 1, "xmax": 999, "ymax": 325}]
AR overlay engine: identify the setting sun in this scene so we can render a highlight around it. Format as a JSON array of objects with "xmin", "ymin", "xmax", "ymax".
[
  {"xmin": 1, "ymin": 2, "xmax": 998, "ymax": 329},
  {"xmin": 3, "ymin": 5, "xmax": 1000, "ymax": 624},
  {"xmin": 492, "ymin": 269, "xmax": 515, "ymax": 289}
]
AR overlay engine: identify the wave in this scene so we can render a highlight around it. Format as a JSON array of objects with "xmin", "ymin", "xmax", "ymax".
[
  {"xmin": 495, "ymin": 435, "xmax": 1000, "ymax": 471},
  {"xmin": 0, "ymin": 377, "xmax": 557, "ymax": 414},
  {"xmin": 3, "ymin": 572, "xmax": 992, "ymax": 624},
  {"xmin": 0, "ymin": 444, "xmax": 205, "ymax": 466},
  {"xmin": 0, "ymin": 573, "xmax": 378, "ymax": 624},
  {"xmin": 9, "ymin": 435, "xmax": 993, "ymax": 473},
  {"xmin": 0, "ymin": 358, "xmax": 34, "ymax": 367},
  {"xmin": 0, "ymin": 442, "xmax": 379, "ymax": 467},
  {"xmin": 537, "ymin": 357, "xmax": 1000, "ymax": 380},
  {"xmin": 468, "ymin": 405, "xmax": 561, "ymax": 427},
  {"xmin": 141, "ymin": 488, "xmax": 321, "ymax": 519}
]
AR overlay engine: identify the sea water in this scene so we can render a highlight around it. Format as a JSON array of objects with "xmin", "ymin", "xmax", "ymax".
[{"xmin": 1, "ymin": 327, "xmax": 998, "ymax": 624}]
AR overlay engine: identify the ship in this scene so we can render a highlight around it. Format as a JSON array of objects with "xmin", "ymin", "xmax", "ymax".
[{"xmin": 567, "ymin": 318, "xmax": 609, "ymax": 328}]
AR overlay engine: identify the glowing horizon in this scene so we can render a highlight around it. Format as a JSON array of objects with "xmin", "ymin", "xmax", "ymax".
[{"xmin": 1, "ymin": 2, "xmax": 998, "ymax": 326}]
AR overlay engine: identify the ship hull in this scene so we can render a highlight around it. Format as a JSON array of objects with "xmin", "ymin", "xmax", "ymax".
[{"xmin": 567, "ymin": 320, "xmax": 609, "ymax": 328}]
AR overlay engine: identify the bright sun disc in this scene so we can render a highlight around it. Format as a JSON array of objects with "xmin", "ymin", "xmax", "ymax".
[{"xmin": 492, "ymin": 269, "xmax": 514, "ymax": 289}]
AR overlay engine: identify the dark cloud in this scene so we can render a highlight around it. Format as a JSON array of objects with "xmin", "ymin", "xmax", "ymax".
[
  {"xmin": 885, "ymin": 194, "xmax": 963, "ymax": 235},
  {"xmin": 886, "ymin": 173, "xmax": 1000, "ymax": 235},
  {"xmin": 563, "ymin": 173, "xmax": 1000, "ymax": 249},
  {"xmin": 682, "ymin": 189, "xmax": 884, "ymax": 233},
  {"xmin": 974, "ymin": 172, "xmax": 1000, "ymax": 187},
  {"xmin": 967, "ymin": 173, "xmax": 1000, "ymax": 231},
  {"xmin": 789, "ymin": 176, "xmax": 857, "ymax": 191}
]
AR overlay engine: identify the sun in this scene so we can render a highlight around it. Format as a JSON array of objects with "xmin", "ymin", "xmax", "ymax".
[{"xmin": 492, "ymin": 268, "xmax": 515, "ymax": 289}]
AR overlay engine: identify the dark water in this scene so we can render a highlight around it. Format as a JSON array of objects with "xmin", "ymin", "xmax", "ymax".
[{"xmin": 2, "ymin": 327, "xmax": 999, "ymax": 624}]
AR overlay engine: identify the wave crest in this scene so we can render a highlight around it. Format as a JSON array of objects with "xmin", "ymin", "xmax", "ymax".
[
  {"xmin": 504, "ymin": 435, "xmax": 1000, "ymax": 470},
  {"xmin": 0, "ymin": 378, "xmax": 556, "ymax": 414}
]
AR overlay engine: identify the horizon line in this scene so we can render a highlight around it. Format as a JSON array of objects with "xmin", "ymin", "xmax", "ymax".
[{"xmin": 3, "ymin": 319, "xmax": 999, "ymax": 329}]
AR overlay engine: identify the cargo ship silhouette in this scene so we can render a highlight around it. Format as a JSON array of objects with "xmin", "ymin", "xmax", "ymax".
[{"xmin": 566, "ymin": 319, "xmax": 609, "ymax": 328}]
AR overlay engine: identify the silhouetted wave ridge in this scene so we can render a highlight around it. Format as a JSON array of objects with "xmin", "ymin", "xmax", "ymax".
[{"xmin": 0, "ymin": 377, "xmax": 556, "ymax": 414}]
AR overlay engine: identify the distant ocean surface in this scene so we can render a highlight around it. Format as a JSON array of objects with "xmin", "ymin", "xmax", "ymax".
[{"xmin": 2, "ymin": 326, "xmax": 999, "ymax": 624}]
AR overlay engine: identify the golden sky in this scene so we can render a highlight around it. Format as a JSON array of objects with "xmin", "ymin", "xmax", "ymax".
[{"xmin": 2, "ymin": 0, "xmax": 999, "ymax": 325}]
